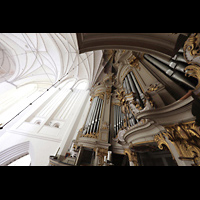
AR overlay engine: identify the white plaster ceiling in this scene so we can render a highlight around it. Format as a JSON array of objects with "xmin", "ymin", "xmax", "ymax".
[{"xmin": 0, "ymin": 33, "xmax": 103, "ymax": 88}]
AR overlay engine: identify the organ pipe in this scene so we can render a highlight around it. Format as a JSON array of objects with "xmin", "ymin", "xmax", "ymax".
[
  {"xmin": 96, "ymin": 98, "xmax": 103, "ymax": 133},
  {"xmin": 90, "ymin": 97, "xmax": 101, "ymax": 133},
  {"xmin": 130, "ymin": 71, "xmax": 143, "ymax": 97},
  {"xmin": 83, "ymin": 96, "xmax": 104, "ymax": 135},
  {"xmin": 113, "ymin": 104, "xmax": 137, "ymax": 137},
  {"xmin": 94, "ymin": 98, "xmax": 103, "ymax": 133},
  {"xmin": 84, "ymin": 97, "xmax": 97, "ymax": 130},
  {"xmin": 144, "ymin": 54, "xmax": 196, "ymax": 90},
  {"xmin": 127, "ymin": 73, "xmax": 136, "ymax": 93},
  {"xmin": 125, "ymin": 77, "xmax": 131, "ymax": 94}
]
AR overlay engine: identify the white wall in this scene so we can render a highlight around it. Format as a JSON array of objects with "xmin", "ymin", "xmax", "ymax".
[{"xmin": 0, "ymin": 80, "xmax": 91, "ymax": 166}]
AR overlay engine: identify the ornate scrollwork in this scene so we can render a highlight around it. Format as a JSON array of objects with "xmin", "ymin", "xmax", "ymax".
[
  {"xmin": 128, "ymin": 55, "xmax": 140, "ymax": 70},
  {"xmin": 184, "ymin": 33, "xmax": 200, "ymax": 60},
  {"xmin": 147, "ymin": 83, "xmax": 160, "ymax": 92},
  {"xmin": 162, "ymin": 121, "xmax": 200, "ymax": 165},
  {"xmin": 185, "ymin": 64, "xmax": 200, "ymax": 89},
  {"xmin": 96, "ymin": 148, "xmax": 108, "ymax": 166},
  {"xmin": 81, "ymin": 132, "xmax": 99, "ymax": 139},
  {"xmin": 154, "ymin": 133, "xmax": 170, "ymax": 151},
  {"xmin": 124, "ymin": 148, "xmax": 139, "ymax": 166},
  {"xmin": 183, "ymin": 33, "xmax": 200, "ymax": 90}
]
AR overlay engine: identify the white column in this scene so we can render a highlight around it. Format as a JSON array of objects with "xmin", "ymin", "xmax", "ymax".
[{"xmin": 57, "ymin": 91, "xmax": 90, "ymax": 157}]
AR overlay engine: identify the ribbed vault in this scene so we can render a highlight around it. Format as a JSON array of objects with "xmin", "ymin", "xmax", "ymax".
[{"xmin": 0, "ymin": 33, "xmax": 103, "ymax": 89}]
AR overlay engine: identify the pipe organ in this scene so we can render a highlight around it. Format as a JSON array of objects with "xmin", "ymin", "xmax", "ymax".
[
  {"xmin": 82, "ymin": 96, "xmax": 103, "ymax": 136},
  {"xmin": 143, "ymin": 49, "xmax": 197, "ymax": 90},
  {"xmin": 113, "ymin": 103, "xmax": 137, "ymax": 137},
  {"xmin": 49, "ymin": 34, "xmax": 200, "ymax": 166},
  {"xmin": 113, "ymin": 105, "xmax": 124, "ymax": 137},
  {"xmin": 122, "ymin": 71, "xmax": 144, "ymax": 108}
]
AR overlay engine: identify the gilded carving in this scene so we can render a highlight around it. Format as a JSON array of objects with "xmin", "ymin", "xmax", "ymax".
[
  {"xmin": 124, "ymin": 149, "xmax": 138, "ymax": 166},
  {"xmin": 147, "ymin": 83, "xmax": 159, "ymax": 92},
  {"xmin": 96, "ymin": 148, "xmax": 108, "ymax": 166},
  {"xmin": 81, "ymin": 132, "xmax": 99, "ymax": 139},
  {"xmin": 128, "ymin": 55, "xmax": 140, "ymax": 70},
  {"xmin": 183, "ymin": 33, "xmax": 200, "ymax": 61},
  {"xmin": 185, "ymin": 64, "xmax": 200, "ymax": 89},
  {"xmin": 101, "ymin": 121, "xmax": 109, "ymax": 130},
  {"xmin": 153, "ymin": 133, "xmax": 175, "ymax": 161},
  {"xmin": 182, "ymin": 33, "xmax": 200, "ymax": 90},
  {"xmin": 162, "ymin": 121, "xmax": 200, "ymax": 166},
  {"xmin": 154, "ymin": 133, "xmax": 170, "ymax": 151}
]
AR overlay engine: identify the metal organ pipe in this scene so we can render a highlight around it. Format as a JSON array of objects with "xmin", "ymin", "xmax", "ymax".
[
  {"xmin": 96, "ymin": 98, "xmax": 103, "ymax": 133},
  {"xmin": 87, "ymin": 97, "xmax": 99, "ymax": 134},
  {"xmin": 118, "ymin": 106, "xmax": 121, "ymax": 131},
  {"xmin": 114, "ymin": 105, "xmax": 116, "ymax": 136},
  {"xmin": 123, "ymin": 81, "xmax": 128, "ymax": 94},
  {"xmin": 116, "ymin": 106, "xmax": 119, "ymax": 133},
  {"xmin": 125, "ymin": 77, "xmax": 131, "ymax": 94},
  {"xmin": 130, "ymin": 71, "xmax": 143, "ymax": 97},
  {"xmin": 129, "ymin": 72, "xmax": 144, "ymax": 108},
  {"xmin": 85, "ymin": 97, "xmax": 96, "ymax": 129},
  {"xmin": 172, "ymin": 52, "xmax": 187, "ymax": 63},
  {"xmin": 93, "ymin": 98, "xmax": 103, "ymax": 134},
  {"xmin": 90, "ymin": 97, "xmax": 100, "ymax": 134},
  {"xmin": 127, "ymin": 73, "xmax": 136, "ymax": 93},
  {"xmin": 83, "ymin": 97, "xmax": 97, "ymax": 134},
  {"xmin": 144, "ymin": 54, "xmax": 196, "ymax": 90},
  {"xmin": 114, "ymin": 105, "xmax": 124, "ymax": 135}
]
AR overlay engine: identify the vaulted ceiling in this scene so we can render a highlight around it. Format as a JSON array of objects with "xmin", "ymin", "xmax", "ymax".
[
  {"xmin": 0, "ymin": 33, "xmax": 103, "ymax": 88},
  {"xmin": 0, "ymin": 33, "xmax": 189, "ymax": 90}
]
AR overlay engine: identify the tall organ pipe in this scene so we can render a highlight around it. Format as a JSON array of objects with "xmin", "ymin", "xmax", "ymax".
[
  {"xmin": 83, "ymin": 97, "xmax": 97, "ymax": 134},
  {"xmin": 130, "ymin": 71, "xmax": 143, "ymax": 97},
  {"xmin": 87, "ymin": 97, "xmax": 99, "ymax": 134},
  {"xmin": 144, "ymin": 54, "xmax": 196, "ymax": 89},
  {"xmin": 85, "ymin": 97, "xmax": 96, "ymax": 129},
  {"xmin": 123, "ymin": 81, "xmax": 128, "ymax": 94},
  {"xmin": 127, "ymin": 73, "xmax": 136, "ymax": 93},
  {"xmin": 95, "ymin": 98, "xmax": 103, "ymax": 134},
  {"xmin": 114, "ymin": 105, "xmax": 116, "ymax": 136},
  {"xmin": 93, "ymin": 98, "xmax": 103, "ymax": 133},
  {"xmin": 90, "ymin": 97, "xmax": 100, "ymax": 134},
  {"xmin": 125, "ymin": 77, "xmax": 131, "ymax": 94},
  {"xmin": 116, "ymin": 105, "xmax": 119, "ymax": 133}
]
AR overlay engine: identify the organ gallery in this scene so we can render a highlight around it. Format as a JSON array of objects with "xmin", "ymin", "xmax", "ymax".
[{"xmin": 0, "ymin": 33, "xmax": 200, "ymax": 166}]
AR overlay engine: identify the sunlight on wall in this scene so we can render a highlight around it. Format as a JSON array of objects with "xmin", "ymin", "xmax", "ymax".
[
  {"xmin": 75, "ymin": 81, "xmax": 88, "ymax": 90},
  {"xmin": 0, "ymin": 84, "xmax": 39, "ymax": 125}
]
